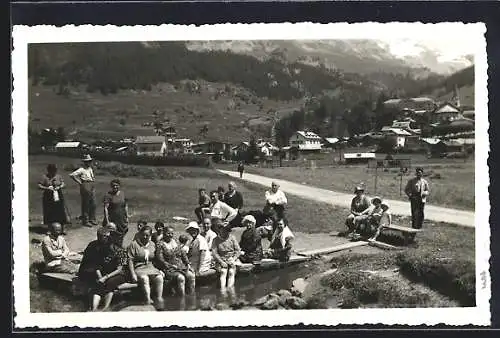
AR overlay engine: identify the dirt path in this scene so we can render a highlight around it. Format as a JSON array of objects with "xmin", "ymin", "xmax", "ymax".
[{"xmin": 218, "ymin": 170, "xmax": 475, "ymax": 228}]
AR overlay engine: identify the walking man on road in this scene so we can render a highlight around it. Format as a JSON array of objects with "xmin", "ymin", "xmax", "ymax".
[
  {"xmin": 70, "ymin": 154, "xmax": 97, "ymax": 227},
  {"xmin": 237, "ymin": 161, "xmax": 245, "ymax": 179},
  {"xmin": 404, "ymin": 167, "xmax": 430, "ymax": 229}
]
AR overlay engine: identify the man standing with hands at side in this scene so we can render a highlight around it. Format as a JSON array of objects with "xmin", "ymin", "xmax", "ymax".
[
  {"xmin": 404, "ymin": 167, "xmax": 430, "ymax": 230},
  {"xmin": 70, "ymin": 154, "xmax": 97, "ymax": 227}
]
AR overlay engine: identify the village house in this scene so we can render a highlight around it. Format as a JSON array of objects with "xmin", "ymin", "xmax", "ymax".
[
  {"xmin": 288, "ymin": 131, "xmax": 322, "ymax": 151},
  {"xmin": 432, "ymin": 103, "xmax": 463, "ymax": 123},
  {"xmin": 380, "ymin": 127, "xmax": 414, "ymax": 149},
  {"xmin": 171, "ymin": 138, "xmax": 193, "ymax": 154},
  {"xmin": 134, "ymin": 136, "xmax": 167, "ymax": 156}
]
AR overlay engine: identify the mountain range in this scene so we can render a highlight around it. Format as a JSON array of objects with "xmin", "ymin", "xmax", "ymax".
[{"xmin": 185, "ymin": 40, "xmax": 473, "ymax": 76}]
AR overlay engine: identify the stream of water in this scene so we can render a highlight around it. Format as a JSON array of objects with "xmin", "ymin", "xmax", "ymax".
[{"xmin": 31, "ymin": 264, "xmax": 309, "ymax": 312}]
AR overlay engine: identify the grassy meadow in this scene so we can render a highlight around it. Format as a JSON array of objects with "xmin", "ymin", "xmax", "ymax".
[
  {"xmin": 27, "ymin": 155, "xmax": 475, "ymax": 311},
  {"xmin": 238, "ymin": 157, "xmax": 475, "ymax": 211}
]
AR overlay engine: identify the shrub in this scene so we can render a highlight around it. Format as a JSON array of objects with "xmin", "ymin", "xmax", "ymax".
[{"xmin": 396, "ymin": 252, "xmax": 475, "ymax": 306}]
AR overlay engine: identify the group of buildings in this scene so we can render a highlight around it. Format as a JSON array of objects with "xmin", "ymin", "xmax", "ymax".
[{"xmin": 52, "ymin": 93, "xmax": 475, "ymax": 161}]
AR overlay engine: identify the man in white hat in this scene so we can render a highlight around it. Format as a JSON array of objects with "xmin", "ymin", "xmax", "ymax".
[
  {"xmin": 69, "ymin": 154, "xmax": 97, "ymax": 227},
  {"xmin": 185, "ymin": 221, "xmax": 212, "ymax": 276}
]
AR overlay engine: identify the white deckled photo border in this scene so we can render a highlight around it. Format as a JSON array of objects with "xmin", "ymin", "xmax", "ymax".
[{"xmin": 12, "ymin": 22, "xmax": 490, "ymax": 328}]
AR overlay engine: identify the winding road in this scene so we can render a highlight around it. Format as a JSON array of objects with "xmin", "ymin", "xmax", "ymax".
[{"xmin": 218, "ymin": 170, "xmax": 475, "ymax": 228}]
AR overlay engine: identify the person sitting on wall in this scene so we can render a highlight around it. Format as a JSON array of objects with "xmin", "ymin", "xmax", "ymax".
[
  {"xmin": 265, "ymin": 218, "xmax": 294, "ymax": 263},
  {"xmin": 41, "ymin": 222, "xmax": 78, "ymax": 274},
  {"xmin": 185, "ymin": 221, "xmax": 212, "ymax": 277},
  {"xmin": 194, "ymin": 188, "xmax": 211, "ymax": 223},
  {"xmin": 341, "ymin": 185, "xmax": 371, "ymax": 237},
  {"xmin": 368, "ymin": 202, "xmax": 392, "ymax": 242},
  {"xmin": 353, "ymin": 197, "xmax": 384, "ymax": 240},
  {"xmin": 239, "ymin": 215, "xmax": 263, "ymax": 264},
  {"xmin": 200, "ymin": 217, "xmax": 218, "ymax": 249},
  {"xmin": 152, "ymin": 221, "xmax": 165, "ymax": 244},
  {"xmin": 78, "ymin": 226, "xmax": 129, "ymax": 312}
]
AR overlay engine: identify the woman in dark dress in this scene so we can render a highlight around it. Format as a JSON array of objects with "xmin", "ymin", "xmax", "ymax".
[
  {"xmin": 78, "ymin": 227, "xmax": 129, "ymax": 311},
  {"xmin": 103, "ymin": 179, "xmax": 129, "ymax": 247},
  {"xmin": 38, "ymin": 164, "xmax": 68, "ymax": 232},
  {"xmin": 239, "ymin": 215, "xmax": 263, "ymax": 263}
]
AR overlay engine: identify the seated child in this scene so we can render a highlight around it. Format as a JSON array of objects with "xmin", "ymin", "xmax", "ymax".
[
  {"xmin": 369, "ymin": 202, "xmax": 391, "ymax": 241},
  {"xmin": 152, "ymin": 221, "xmax": 165, "ymax": 244},
  {"xmin": 194, "ymin": 188, "xmax": 211, "ymax": 222},
  {"xmin": 353, "ymin": 197, "xmax": 383, "ymax": 240},
  {"xmin": 178, "ymin": 234, "xmax": 190, "ymax": 255}
]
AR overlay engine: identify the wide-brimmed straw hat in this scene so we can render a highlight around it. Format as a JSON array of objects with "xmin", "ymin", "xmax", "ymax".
[
  {"xmin": 81, "ymin": 154, "xmax": 93, "ymax": 162},
  {"xmin": 185, "ymin": 221, "xmax": 200, "ymax": 231},
  {"xmin": 354, "ymin": 186, "xmax": 364, "ymax": 193},
  {"xmin": 242, "ymin": 215, "xmax": 256, "ymax": 224},
  {"xmin": 371, "ymin": 196, "xmax": 382, "ymax": 204}
]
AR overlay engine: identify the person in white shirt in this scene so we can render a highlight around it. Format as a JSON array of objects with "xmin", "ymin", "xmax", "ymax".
[
  {"xmin": 185, "ymin": 222, "xmax": 212, "ymax": 277},
  {"xmin": 200, "ymin": 217, "xmax": 218, "ymax": 249},
  {"xmin": 69, "ymin": 154, "xmax": 97, "ymax": 227},
  {"xmin": 265, "ymin": 181, "xmax": 287, "ymax": 218},
  {"xmin": 209, "ymin": 190, "xmax": 237, "ymax": 226}
]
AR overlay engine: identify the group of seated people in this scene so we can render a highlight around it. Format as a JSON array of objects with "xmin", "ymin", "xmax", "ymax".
[
  {"xmin": 341, "ymin": 185, "xmax": 392, "ymax": 241},
  {"xmin": 40, "ymin": 181, "xmax": 295, "ymax": 312}
]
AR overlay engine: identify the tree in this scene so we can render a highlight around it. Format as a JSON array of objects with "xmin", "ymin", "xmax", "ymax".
[{"xmin": 246, "ymin": 137, "xmax": 259, "ymax": 164}]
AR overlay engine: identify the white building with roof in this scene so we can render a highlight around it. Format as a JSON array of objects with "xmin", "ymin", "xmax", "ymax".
[
  {"xmin": 288, "ymin": 131, "xmax": 322, "ymax": 151},
  {"xmin": 433, "ymin": 103, "xmax": 463, "ymax": 123},
  {"xmin": 134, "ymin": 136, "xmax": 167, "ymax": 156}
]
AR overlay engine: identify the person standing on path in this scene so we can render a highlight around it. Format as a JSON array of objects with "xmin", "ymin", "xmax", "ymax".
[
  {"xmin": 237, "ymin": 161, "xmax": 245, "ymax": 179},
  {"xmin": 103, "ymin": 178, "xmax": 130, "ymax": 247},
  {"xmin": 404, "ymin": 167, "xmax": 430, "ymax": 230},
  {"xmin": 70, "ymin": 154, "xmax": 97, "ymax": 227},
  {"xmin": 38, "ymin": 164, "xmax": 69, "ymax": 233}
]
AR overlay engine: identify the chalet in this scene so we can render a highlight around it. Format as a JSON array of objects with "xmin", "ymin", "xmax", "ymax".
[
  {"xmin": 55, "ymin": 141, "xmax": 82, "ymax": 154},
  {"xmin": 173, "ymin": 138, "xmax": 193, "ymax": 153},
  {"xmin": 433, "ymin": 103, "xmax": 463, "ymax": 123},
  {"xmin": 322, "ymin": 137, "xmax": 339, "ymax": 149},
  {"xmin": 288, "ymin": 131, "xmax": 322, "ymax": 151},
  {"xmin": 192, "ymin": 141, "xmax": 232, "ymax": 156},
  {"xmin": 134, "ymin": 136, "xmax": 167, "ymax": 156}
]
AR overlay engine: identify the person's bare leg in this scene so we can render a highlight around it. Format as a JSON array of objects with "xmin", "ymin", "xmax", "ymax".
[
  {"xmin": 227, "ymin": 266, "xmax": 236, "ymax": 288},
  {"xmin": 177, "ymin": 274, "xmax": 186, "ymax": 296},
  {"xmin": 219, "ymin": 268, "xmax": 228, "ymax": 290},
  {"xmin": 101, "ymin": 292, "xmax": 114, "ymax": 311},
  {"xmin": 139, "ymin": 275, "xmax": 153, "ymax": 304},
  {"xmin": 153, "ymin": 274, "xmax": 164, "ymax": 302},
  {"xmin": 91, "ymin": 294, "xmax": 101, "ymax": 311},
  {"xmin": 186, "ymin": 270, "xmax": 196, "ymax": 295}
]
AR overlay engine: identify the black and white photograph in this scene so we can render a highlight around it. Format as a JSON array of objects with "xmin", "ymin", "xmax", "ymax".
[{"xmin": 12, "ymin": 23, "xmax": 490, "ymax": 327}]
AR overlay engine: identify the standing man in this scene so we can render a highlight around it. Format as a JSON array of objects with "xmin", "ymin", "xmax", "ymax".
[
  {"xmin": 237, "ymin": 161, "xmax": 245, "ymax": 179},
  {"xmin": 404, "ymin": 167, "xmax": 430, "ymax": 230},
  {"xmin": 265, "ymin": 181, "xmax": 288, "ymax": 219},
  {"xmin": 70, "ymin": 154, "xmax": 97, "ymax": 227}
]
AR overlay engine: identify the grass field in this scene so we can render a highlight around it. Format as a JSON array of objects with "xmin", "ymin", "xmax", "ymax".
[
  {"xmin": 236, "ymin": 157, "xmax": 475, "ymax": 211},
  {"xmin": 29, "ymin": 82, "xmax": 303, "ymax": 143},
  {"xmin": 27, "ymin": 155, "xmax": 475, "ymax": 311}
]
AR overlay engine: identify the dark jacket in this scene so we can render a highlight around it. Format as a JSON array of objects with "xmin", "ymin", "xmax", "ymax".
[{"xmin": 224, "ymin": 191, "xmax": 244, "ymax": 210}]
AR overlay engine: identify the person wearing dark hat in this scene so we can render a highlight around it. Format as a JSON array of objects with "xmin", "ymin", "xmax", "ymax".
[
  {"xmin": 69, "ymin": 154, "xmax": 97, "ymax": 227},
  {"xmin": 404, "ymin": 167, "xmax": 430, "ymax": 230},
  {"xmin": 341, "ymin": 185, "xmax": 371, "ymax": 237}
]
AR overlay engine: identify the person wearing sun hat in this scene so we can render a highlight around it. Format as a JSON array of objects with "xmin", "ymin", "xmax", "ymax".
[
  {"xmin": 341, "ymin": 184, "xmax": 371, "ymax": 237},
  {"xmin": 239, "ymin": 214, "xmax": 263, "ymax": 264},
  {"xmin": 69, "ymin": 154, "xmax": 97, "ymax": 227},
  {"xmin": 369, "ymin": 201, "xmax": 392, "ymax": 242}
]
